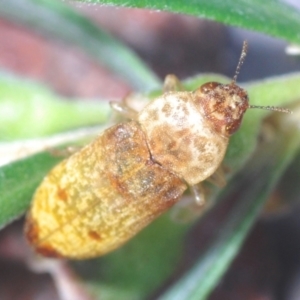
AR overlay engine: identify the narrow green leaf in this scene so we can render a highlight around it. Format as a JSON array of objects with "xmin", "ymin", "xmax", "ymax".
[
  {"xmin": 0, "ymin": 73, "xmax": 110, "ymax": 140},
  {"xmin": 72, "ymin": 0, "xmax": 300, "ymax": 44},
  {"xmin": 0, "ymin": 0, "xmax": 161, "ymax": 91},
  {"xmin": 0, "ymin": 152, "xmax": 62, "ymax": 228}
]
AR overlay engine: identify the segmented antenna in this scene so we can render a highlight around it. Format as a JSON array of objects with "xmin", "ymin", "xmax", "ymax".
[
  {"xmin": 233, "ymin": 41, "xmax": 292, "ymax": 115},
  {"xmin": 249, "ymin": 105, "xmax": 292, "ymax": 114},
  {"xmin": 232, "ymin": 40, "xmax": 248, "ymax": 84}
]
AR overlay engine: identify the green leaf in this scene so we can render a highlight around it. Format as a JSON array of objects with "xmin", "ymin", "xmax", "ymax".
[
  {"xmin": 160, "ymin": 110, "xmax": 300, "ymax": 300},
  {"xmin": 71, "ymin": 0, "xmax": 300, "ymax": 44},
  {"xmin": 0, "ymin": 73, "xmax": 110, "ymax": 140},
  {"xmin": 0, "ymin": 0, "xmax": 161, "ymax": 91},
  {"xmin": 0, "ymin": 152, "xmax": 62, "ymax": 228},
  {"xmin": 277, "ymin": 150, "xmax": 300, "ymax": 208}
]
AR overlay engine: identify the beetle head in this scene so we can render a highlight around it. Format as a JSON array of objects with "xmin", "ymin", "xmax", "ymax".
[{"xmin": 193, "ymin": 82, "xmax": 249, "ymax": 136}]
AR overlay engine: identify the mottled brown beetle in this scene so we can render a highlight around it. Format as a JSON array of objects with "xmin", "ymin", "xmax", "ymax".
[{"xmin": 25, "ymin": 41, "xmax": 290, "ymax": 259}]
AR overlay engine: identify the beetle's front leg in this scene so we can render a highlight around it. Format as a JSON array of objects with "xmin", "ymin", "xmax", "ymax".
[
  {"xmin": 171, "ymin": 169, "xmax": 227, "ymax": 222},
  {"xmin": 163, "ymin": 74, "xmax": 184, "ymax": 93},
  {"xmin": 190, "ymin": 183, "xmax": 206, "ymax": 207},
  {"xmin": 170, "ymin": 184, "xmax": 207, "ymax": 223},
  {"xmin": 190, "ymin": 166, "xmax": 227, "ymax": 207},
  {"xmin": 110, "ymin": 100, "xmax": 139, "ymax": 120},
  {"xmin": 207, "ymin": 165, "xmax": 227, "ymax": 188}
]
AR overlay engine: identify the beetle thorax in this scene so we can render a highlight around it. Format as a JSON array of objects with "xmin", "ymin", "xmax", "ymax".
[{"xmin": 138, "ymin": 92, "xmax": 228, "ymax": 185}]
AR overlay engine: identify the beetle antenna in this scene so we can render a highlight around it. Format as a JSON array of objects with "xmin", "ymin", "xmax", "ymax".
[
  {"xmin": 249, "ymin": 105, "xmax": 292, "ymax": 114},
  {"xmin": 232, "ymin": 40, "xmax": 248, "ymax": 84},
  {"xmin": 231, "ymin": 41, "xmax": 292, "ymax": 115}
]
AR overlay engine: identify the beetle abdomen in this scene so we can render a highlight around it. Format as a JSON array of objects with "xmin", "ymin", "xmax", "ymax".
[{"xmin": 25, "ymin": 121, "xmax": 186, "ymax": 259}]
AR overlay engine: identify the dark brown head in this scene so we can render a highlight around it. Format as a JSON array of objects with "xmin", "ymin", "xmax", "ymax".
[
  {"xmin": 192, "ymin": 41, "xmax": 291, "ymax": 137},
  {"xmin": 193, "ymin": 81, "xmax": 249, "ymax": 136}
]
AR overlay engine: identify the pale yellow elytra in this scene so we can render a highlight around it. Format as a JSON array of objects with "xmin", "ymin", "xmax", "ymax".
[{"xmin": 25, "ymin": 41, "xmax": 290, "ymax": 259}]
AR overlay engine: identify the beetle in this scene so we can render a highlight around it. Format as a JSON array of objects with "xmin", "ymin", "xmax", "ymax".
[{"xmin": 25, "ymin": 41, "xmax": 290, "ymax": 259}]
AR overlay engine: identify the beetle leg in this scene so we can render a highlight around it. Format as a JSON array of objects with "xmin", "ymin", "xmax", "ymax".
[
  {"xmin": 170, "ymin": 184, "xmax": 206, "ymax": 223},
  {"xmin": 207, "ymin": 165, "xmax": 227, "ymax": 187},
  {"xmin": 190, "ymin": 183, "xmax": 206, "ymax": 207},
  {"xmin": 49, "ymin": 146, "xmax": 81, "ymax": 157},
  {"xmin": 110, "ymin": 100, "xmax": 139, "ymax": 120},
  {"xmin": 163, "ymin": 74, "xmax": 184, "ymax": 93}
]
